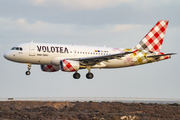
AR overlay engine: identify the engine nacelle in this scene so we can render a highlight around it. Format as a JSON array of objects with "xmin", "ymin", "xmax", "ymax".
[
  {"xmin": 60, "ymin": 59, "xmax": 80, "ymax": 72},
  {"xmin": 41, "ymin": 65, "xmax": 60, "ymax": 72}
]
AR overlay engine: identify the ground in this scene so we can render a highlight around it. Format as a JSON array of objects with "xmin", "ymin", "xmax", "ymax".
[{"xmin": 0, "ymin": 101, "xmax": 180, "ymax": 120}]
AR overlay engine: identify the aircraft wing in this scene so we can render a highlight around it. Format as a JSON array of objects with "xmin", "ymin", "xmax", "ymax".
[
  {"xmin": 146, "ymin": 53, "xmax": 176, "ymax": 58},
  {"xmin": 70, "ymin": 52, "xmax": 133, "ymax": 66}
]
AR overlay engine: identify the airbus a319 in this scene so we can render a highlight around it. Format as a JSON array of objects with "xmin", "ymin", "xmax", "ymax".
[{"xmin": 4, "ymin": 20, "xmax": 176, "ymax": 79}]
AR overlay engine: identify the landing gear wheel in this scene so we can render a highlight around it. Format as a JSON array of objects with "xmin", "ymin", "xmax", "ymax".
[
  {"xmin": 86, "ymin": 73, "xmax": 94, "ymax": 79},
  {"xmin": 26, "ymin": 71, "xmax": 31, "ymax": 75},
  {"xmin": 73, "ymin": 73, "xmax": 80, "ymax": 79},
  {"xmin": 26, "ymin": 63, "xmax": 31, "ymax": 76}
]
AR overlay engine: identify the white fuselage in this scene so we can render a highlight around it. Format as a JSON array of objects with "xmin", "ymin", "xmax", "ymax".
[{"xmin": 4, "ymin": 43, "xmax": 136, "ymax": 68}]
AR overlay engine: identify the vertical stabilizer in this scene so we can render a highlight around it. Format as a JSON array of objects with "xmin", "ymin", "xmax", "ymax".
[{"xmin": 134, "ymin": 20, "xmax": 169, "ymax": 52}]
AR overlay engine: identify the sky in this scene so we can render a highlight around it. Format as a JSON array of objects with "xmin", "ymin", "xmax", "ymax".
[{"xmin": 0, "ymin": 0, "xmax": 179, "ymax": 99}]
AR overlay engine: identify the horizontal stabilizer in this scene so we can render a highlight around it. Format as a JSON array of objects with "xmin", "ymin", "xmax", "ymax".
[{"xmin": 147, "ymin": 53, "xmax": 176, "ymax": 58}]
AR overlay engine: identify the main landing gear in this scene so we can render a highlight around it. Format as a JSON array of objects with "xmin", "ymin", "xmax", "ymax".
[
  {"xmin": 86, "ymin": 66, "xmax": 94, "ymax": 79},
  {"xmin": 86, "ymin": 73, "xmax": 94, "ymax": 79},
  {"xmin": 73, "ymin": 72, "xmax": 81, "ymax": 79},
  {"xmin": 25, "ymin": 63, "xmax": 31, "ymax": 75},
  {"xmin": 73, "ymin": 66, "xmax": 94, "ymax": 79}
]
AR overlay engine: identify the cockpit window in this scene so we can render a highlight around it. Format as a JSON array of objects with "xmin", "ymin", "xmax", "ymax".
[
  {"xmin": 11, "ymin": 47, "xmax": 16, "ymax": 50},
  {"xmin": 11, "ymin": 47, "xmax": 23, "ymax": 51}
]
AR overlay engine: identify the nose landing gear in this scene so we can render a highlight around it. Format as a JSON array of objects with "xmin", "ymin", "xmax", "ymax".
[
  {"xmin": 26, "ymin": 71, "xmax": 31, "ymax": 75},
  {"xmin": 26, "ymin": 63, "xmax": 31, "ymax": 75}
]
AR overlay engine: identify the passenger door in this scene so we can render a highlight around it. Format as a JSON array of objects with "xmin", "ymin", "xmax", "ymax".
[{"xmin": 29, "ymin": 44, "xmax": 35, "ymax": 56}]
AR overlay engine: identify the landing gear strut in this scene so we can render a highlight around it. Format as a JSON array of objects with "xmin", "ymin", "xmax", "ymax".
[
  {"xmin": 73, "ymin": 72, "xmax": 80, "ymax": 79},
  {"xmin": 26, "ymin": 63, "xmax": 31, "ymax": 75},
  {"xmin": 86, "ymin": 66, "xmax": 94, "ymax": 79}
]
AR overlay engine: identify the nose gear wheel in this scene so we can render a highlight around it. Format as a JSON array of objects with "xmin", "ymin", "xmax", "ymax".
[
  {"xmin": 26, "ymin": 71, "xmax": 31, "ymax": 75},
  {"xmin": 26, "ymin": 63, "xmax": 31, "ymax": 75}
]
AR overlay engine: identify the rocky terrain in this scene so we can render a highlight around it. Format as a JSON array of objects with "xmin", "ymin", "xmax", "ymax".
[{"xmin": 0, "ymin": 101, "xmax": 180, "ymax": 120}]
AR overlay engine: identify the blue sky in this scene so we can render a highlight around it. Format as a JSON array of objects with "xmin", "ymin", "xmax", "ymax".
[{"xmin": 0, "ymin": 0, "xmax": 179, "ymax": 99}]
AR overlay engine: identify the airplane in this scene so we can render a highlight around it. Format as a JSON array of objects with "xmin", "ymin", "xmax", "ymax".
[{"xmin": 4, "ymin": 20, "xmax": 176, "ymax": 79}]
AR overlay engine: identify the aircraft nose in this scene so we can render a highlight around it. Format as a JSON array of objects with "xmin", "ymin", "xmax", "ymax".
[
  {"xmin": 4, "ymin": 53, "xmax": 8, "ymax": 59},
  {"xmin": 4, "ymin": 51, "xmax": 12, "ymax": 60}
]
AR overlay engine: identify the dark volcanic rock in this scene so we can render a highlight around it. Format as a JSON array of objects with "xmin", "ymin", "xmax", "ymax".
[{"xmin": 0, "ymin": 101, "xmax": 179, "ymax": 120}]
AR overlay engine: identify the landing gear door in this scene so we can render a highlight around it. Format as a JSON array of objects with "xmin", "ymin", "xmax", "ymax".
[{"xmin": 29, "ymin": 44, "xmax": 35, "ymax": 56}]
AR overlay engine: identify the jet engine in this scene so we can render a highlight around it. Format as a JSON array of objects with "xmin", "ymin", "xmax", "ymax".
[
  {"xmin": 60, "ymin": 59, "xmax": 80, "ymax": 72},
  {"xmin": 41, "ymin": 65, "xmax": 60, "ymax": 72}
]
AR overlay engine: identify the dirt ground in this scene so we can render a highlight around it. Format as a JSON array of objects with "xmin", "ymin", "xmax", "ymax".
[{"xmin": 0, "ymin": 101, "xmax": 180, "ymax": 120}]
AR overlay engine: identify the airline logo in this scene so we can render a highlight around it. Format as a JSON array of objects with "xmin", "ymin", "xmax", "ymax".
[
  {"xmin": 37, "ymin": 46, "xmax": 69, "ymax": 53},
  {"xmin": 135, "ymin": 20, "xmax": 169, "ymax": 52}
]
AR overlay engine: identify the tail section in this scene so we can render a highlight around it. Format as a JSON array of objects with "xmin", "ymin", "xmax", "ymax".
[{"xmin": 134, "ymin": 20, "xmax": 169, "ymax": 52}]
